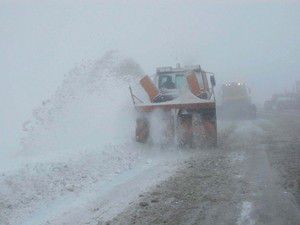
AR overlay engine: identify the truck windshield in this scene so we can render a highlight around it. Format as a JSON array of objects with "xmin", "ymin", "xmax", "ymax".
[{"xmin": 158, "ymin": 75, "xmax": 176, "ymax": 89}]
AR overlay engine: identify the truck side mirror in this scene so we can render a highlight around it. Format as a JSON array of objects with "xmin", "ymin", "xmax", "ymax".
[{"xmin": 210, "ymin": 75, "xmax": 216, "ymax": 87}]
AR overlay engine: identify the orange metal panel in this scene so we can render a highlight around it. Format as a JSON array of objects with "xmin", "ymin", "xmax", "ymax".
[
  {"xmin": 202, "ymin": 71, "xmax": 209, "ymax": 92},
  {"xmin": 186, "ymin": 72, "xmax": 204, "ymax": 97},
  {"xmin": 140, "ymin": 75, "xmax": 159, "ymax": 103}
]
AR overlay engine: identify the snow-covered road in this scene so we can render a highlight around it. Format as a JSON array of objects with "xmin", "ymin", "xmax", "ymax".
[
  {"xmin": 107, "ymin": 118, "xmax": 300, "ymax": 225},
  {"xmin": 1, "ymin": 117, "xmax": 300, "ymax": 225}
]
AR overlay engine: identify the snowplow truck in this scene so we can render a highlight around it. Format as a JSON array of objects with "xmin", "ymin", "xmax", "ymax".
[
  {"xmin": 130, "ymin": 64, "xmax": 217, "ymax": 148},
  {"xmin": 219, "ymin": 82, "xmax": 256, "ymax": 119}
]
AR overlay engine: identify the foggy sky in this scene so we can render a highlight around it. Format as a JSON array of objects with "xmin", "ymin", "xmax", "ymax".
[{"xmin": 1, "ymin": 0, "xmax": 299, "ymax": 149}]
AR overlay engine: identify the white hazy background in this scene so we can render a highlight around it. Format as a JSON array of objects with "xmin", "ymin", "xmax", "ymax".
[{"xmin": 1, "ymin": 0, "xmax": 300, "ymax": 151}]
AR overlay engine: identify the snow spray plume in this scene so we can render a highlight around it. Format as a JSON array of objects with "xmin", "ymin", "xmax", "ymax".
[{"xmin": 21, "ymin": 51, "xmax": 144, "ymax": 155}]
